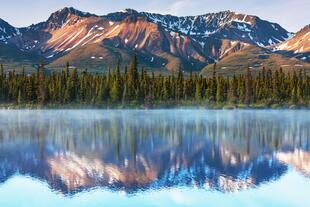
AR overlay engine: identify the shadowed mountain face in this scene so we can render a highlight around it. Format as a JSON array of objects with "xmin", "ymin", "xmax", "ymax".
[
  {"xmin": 0, "ymin": 110, "xmax": 309, "ymax": 195},
  {"xmin": 0, "ymin": 19, "xmax": 38, "ymax": 72},
  {"xmin": 1, "ymin": 7, "xmax": 308, "ymax": 72},
  {"xmin": 0, "ymin": 19, "xmax": 20, "ymax": 42}
]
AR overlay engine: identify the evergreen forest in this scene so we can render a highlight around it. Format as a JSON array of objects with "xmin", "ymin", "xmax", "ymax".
[{"xmin": 0, "ymin": 54, "xmax": 309, "ymax": 109}]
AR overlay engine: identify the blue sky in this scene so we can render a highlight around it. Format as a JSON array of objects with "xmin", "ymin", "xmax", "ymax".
[
  {"xmin": 0, "ymin": 0, "xmax": 309, "ymax": 32},
  {"xmin": 1, "ymin": 172, "xmax": 310, "ymax": 207}
]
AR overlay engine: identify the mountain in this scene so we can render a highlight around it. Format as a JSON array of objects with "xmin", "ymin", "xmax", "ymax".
[
  {"xmin": 201, "ymin": 45, "xmax": 310, "ymax": 76},
  {"xmin": 0, "ymin": 18, "xmax": 21, "ymax": 43},
  {"xmin": 0, "ymin": 7, "xmax": 308, "ymax": 73},
  {"xmin": 106, "ymin": 9, "xmax": 291, "ymax": 46},
  {"xmin": 274, "ymin": 24, "xmax": 310, "ymax": 62},
  {"xmin": 1, "ymin": 109, "xmax": 309, "ymax": 195},
  {"xmin": 276, "ymin": 150, "xmax": 310, "ymax": 177},
  {"xmin": 0, "ymin": 19, "xmax": 39, "ymax": 72}
]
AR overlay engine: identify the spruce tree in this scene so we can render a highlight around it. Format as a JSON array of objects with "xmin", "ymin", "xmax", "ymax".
[
  {"xmin": 128, "ymin": 52, "xmax": 139, "ymax": 100},
  {"xmin": 229, "ymin": 75, "xmax": 238, "ymax": 104},
  {"xmin": 245, "ymin": 66, "xmax": 253, "ymax": 105},
  {"xmin": 37, "ymin": 62, "xmax": 46, "ymax": 105},
  {"xmin": 195, "ymin": 80, "xmax": 201, "ymax": 101},
  {"xmin": 176, "ymin": 66, "xmax": 183, "ymax": 101}
]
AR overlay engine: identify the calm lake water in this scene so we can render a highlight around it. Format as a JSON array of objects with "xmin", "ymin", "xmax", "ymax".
[{"xmin": 0, "ymin": 109, "xmax": 309, "ymax": 207}]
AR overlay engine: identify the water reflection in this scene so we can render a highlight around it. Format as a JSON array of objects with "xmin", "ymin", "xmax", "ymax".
[{"xmin": 0, "ymin": 110, "xmax": 309, "ymax": 195}]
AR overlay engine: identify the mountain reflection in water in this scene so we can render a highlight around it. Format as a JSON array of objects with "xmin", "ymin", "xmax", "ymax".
[{"xmin": 0, "ymin": 110, "xmax": 309, "ymax": 195}]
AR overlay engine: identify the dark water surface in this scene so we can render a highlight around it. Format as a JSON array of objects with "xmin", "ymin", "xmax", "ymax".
[{"xmin": 0, "ymin": 110, "xmax": 309, "ymax": 206}]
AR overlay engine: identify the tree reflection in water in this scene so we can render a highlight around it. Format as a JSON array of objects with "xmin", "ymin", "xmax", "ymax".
[{"xmin": 0, "ymin": 110, "xmax": 309, "ymax": 195}]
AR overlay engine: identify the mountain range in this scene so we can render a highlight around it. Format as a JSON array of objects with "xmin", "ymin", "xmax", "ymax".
[{"xmin": 0, "ymin": 7, "xmax": 309, "ymax": 73}]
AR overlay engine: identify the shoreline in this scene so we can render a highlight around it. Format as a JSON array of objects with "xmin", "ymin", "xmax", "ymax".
[{"xmin": 0, "ymin": 102, "xmax": 308, "ymax": 110}]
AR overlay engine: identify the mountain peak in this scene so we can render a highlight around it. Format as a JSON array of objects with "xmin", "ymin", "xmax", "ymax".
[
  {"xmin": 105, "ymin": 8, "xmax": 141, "ymax": 21},
  {"xmin": 299, "ymin": 24, "xmax": 310, "ymax": 33},
  {"xmin": 275, "ymin": 23, "xmax": 310, "ymax": 61},
  {"xmin": 120, "ymin": 8, "xmax": 139, "ymax": 14},
  {"xmin": 53, "ymin": 7, "xmax": 95, "ymax": 18},
  {"xmin": 46, "ymin": 7, "xmax": 96, "ymax": 30},
  {"xmin": 1, "ymin": 7, "xmax": 308, "ymax": 71},
  {"xmin": 0, "ymin": 18, "xmax": 15, "ymax": 28},
  {"xmin": 0, "ymin": 18, "xmax": 19, "ymax": 42}
]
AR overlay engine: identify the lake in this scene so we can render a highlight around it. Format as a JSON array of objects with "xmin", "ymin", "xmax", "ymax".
[{"xmin": 0, "ymin": 110, "xmax": 309, "ymax": 207}]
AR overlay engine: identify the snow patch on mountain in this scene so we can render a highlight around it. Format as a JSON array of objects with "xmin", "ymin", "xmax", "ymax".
[{"xmin": 236, "ymin": 23, "xmax": 251, "ymax": 32}]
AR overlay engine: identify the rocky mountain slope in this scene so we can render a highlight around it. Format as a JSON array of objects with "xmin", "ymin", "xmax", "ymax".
[
  {"xmin": 0, "ymin": 19, "xmax": 19, "ymax": 43},
  {"xmin": 201, "ymin": 45, "xmax": 310, "ymax": 76},
  {"xmin": 274, "ymin": 24, "xmax": 310, "ymax": 62},
  {"xmin": 0, "ymin": 7, "xmax": 308, "ymax": 73}
]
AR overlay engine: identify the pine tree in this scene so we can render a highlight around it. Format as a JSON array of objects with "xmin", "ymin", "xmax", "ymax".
[
  {"xmin": 110, "ymin": 80, "xmax": 119, "ymax": 103},
  {"xmin": 210, "ymin": 64, "xmax": 217, "ymax": 101},
  {"xmin": 37, "ymin": 62, "xmax": 46, "ymax": 105},
  {"xmin": 161, "ymin": 78, "xmax": 169, "ymax": 101},
  {"xmin": 245, "ymin": 66, "xmax": 253, "ymax": 105},
  {"xmin": 229, "ymin": 75, "xmax": 238, "ymax": 104},
  {"xmin": 195, "ymin": 80, "xmax": 201, "ymax": 101},
  {"xmin": 110, "ymin": 62, "xmax": 122, "ymax": 103},
  {"xmin": 71, "ymin": 68, "xmax": 78, "ymax": 101},
  {"xmin": 128, "ymin": 52, "xmax": 139, "ymax": 100},
  {"xmin": 0, "ymin": 64, "xmax": 4, "ymax": 77},
  {"xmin": 290, "ymin": 71, "xmax": 298, "ymax": 104},
  {"xmin": 0, "ymin": 64, "xmax": 4, "ymax": 101},
  {"xmin": 17, "ymin": 89, "xmax": 22, "ymax": 105},
  {"xmin": 176, "ymin": 66, "xmax": 183, "ymax": 101},
  {"xmin": 216, "ymin": 76, "xmax": 226, "ymax": 103},
  {"xmin": 186, "ymin": 69, "xmax": 194, "ymax": 99},
  {"xmin": 0, "ymin": 54, "xmax": 310, "ymax": 108}
]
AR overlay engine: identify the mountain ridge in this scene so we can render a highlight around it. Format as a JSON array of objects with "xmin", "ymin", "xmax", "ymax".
[
  {"xmin": 274, "ymin": 24, "xmax": 310, "ymax": 62},
  {"xmin": 0, "ymin": 7, "xmax": 309, "ymax": 73}
]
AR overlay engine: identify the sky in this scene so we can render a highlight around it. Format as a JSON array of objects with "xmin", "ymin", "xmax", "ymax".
[{"xmin": 0, "ymin": 0, "xmax": 309, "ymax": 32}]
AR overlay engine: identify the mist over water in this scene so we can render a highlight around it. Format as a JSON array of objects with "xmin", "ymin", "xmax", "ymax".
[{"xmin": 0, "ymin": 110, "xmax": 309, "ymax": 206}]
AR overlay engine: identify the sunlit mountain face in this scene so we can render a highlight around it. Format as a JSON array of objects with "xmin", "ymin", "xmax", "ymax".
[
  {"xmin": 0, "ymin": 110, "xmax": 309, "ymax": 195},
  {"xmin": 2, "ymin": 7, "xmax": 310, "ymax": 73}
]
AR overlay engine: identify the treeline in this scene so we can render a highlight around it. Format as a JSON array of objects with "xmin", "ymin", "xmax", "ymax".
[{"xmin": 0, "ymin": 54, "xmax": 309, "ymax": 108}]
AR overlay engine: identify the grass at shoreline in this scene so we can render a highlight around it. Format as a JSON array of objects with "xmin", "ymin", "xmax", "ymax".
[{"xmin": 0, "ymin": 101, "xmax": 307, "ymax": 110}]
